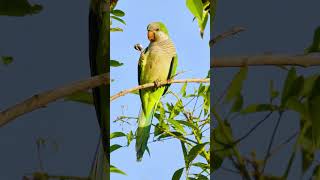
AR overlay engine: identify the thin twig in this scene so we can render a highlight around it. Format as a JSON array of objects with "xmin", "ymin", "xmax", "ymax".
[
  {"xmin": 270, "ymin": 131, "xmax": 298, "ymax": 156},
  {"xmin": 234, "ymin": 111, "xmax": 273, "ymax": 144},
  {"xmin": 210, "ymin": 26, "xmax": 246, "ymax": 46},
  {"xmin": 220, "ymin": 166, "xmax": 240, "ymax": 174},
  {"xmin": 262, "ymin": 112, "xmax": 284, "ymax": 173}
]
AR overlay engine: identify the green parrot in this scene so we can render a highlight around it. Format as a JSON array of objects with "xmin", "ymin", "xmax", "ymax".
[{"xmin": 135, "ymin": 22, "xmax": 178, "ymax": 161}]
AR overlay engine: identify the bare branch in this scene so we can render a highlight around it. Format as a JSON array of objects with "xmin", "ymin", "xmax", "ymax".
[
  {"xmin": 210, "ymin": 26, "xmax": 246, "ymax": 47},
  {"xmin": 212, "ymin": 54, "xmax": 320, "ymax": 68},
  {"xmin": 0, "ymin": 73, "xmax": 109, "ymax": 127},
  {"xmin": 110, "ymin": 78, "xmax": 210, "ymax": 101}
]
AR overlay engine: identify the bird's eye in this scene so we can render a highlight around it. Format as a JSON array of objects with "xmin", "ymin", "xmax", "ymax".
[{"xmin": 156, "ymin": 28, "xmax": 159, "ymax": 31}]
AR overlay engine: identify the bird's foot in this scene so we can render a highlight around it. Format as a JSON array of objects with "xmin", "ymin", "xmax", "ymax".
[
  {"xmin": 134, "ymin": 43, "xmax": 144, "ymax": 52},
  {"xmin": 153, "ymin": 79, "xmax": 161, "ymax": 88}
]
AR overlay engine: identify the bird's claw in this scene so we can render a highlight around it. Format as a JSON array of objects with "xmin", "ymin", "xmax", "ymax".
[
  {"xmin": 154, "ymin": 79, "xmax": 161, "ymax": 88},
  {"xmin": 134, "ymin": 43, "xmax": 144, "ymax": 52}
]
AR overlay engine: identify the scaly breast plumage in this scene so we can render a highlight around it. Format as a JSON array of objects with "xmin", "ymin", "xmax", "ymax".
[{"xmin": 141, "ymin": 51, "xmax": 172, "ymax": 84}]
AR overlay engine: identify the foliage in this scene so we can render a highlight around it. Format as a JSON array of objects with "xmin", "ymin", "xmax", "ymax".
[
  {"xmin": 1, "ymin": 56, "xmax": 13, "ymax": 66},
  {"xmin": 111, "ymin": 82, "xmax": 210, "ymax": 179},
  {"xmin": 211, "ymin": 65, "xmax": 320, "ymax": 179},
  {"xmin": 305, "ymin": 26, "xmax": 320, "ymax": 53},
  {"xmin": 185, "ymin": 0, "xmax": 211, "ymax": 38},
  {"xmin": 0, "ymin": 0, "xmax": 42, "ymax": 16}
]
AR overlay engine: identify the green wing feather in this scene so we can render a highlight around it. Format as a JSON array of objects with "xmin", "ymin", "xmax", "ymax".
[
  {"xmin": 163, "ymin": 54, "xmax": 178, "ymax": 95},
  {"xmin": 138, "ymin": 47, "xmax": 149, "ymax": 112}
]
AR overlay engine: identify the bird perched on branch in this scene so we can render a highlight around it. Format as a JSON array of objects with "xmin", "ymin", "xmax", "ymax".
[{"xmin": 135, "ymin": 22, "xmax": 178, "ymax": 161}]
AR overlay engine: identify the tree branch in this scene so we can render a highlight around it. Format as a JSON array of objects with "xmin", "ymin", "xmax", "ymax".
[
  {"xmin": 210, "ymin": 26, "xmax": 246, "ymax": 47},
  {"xmin": 110, "ymin": 78, "xmax": 210, "ymax": 101},
  {"xmin": 0, "ymin": 73, "xmax": 109, "ymax": 127},
  {"xmin": 212, "ymin": 54, "xmax": 320, "ymax": 68},
  {"xmin": 0, "ymin": 75, "xmax": 208, "ymax": 128}
]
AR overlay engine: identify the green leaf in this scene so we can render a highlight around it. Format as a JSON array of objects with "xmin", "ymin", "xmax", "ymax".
[
  {"xmin": 180, "ymin": 82, "xmax": 187, "ymax": 97},
  {"xmin": 231, "ymin": 93, "xmax": 243, "ymax": 112},
  {"xmin": 169, "ymin": 100, "xmax": 183, "ymax": 119},
  {"xmin": 301, "ymin": 148, "xmax": 314, "ymax": 174},
  {"xmin": 305, "ymin": 26, "xmax": 320, "ymax": 53},
  {"xmin": 31, "ymin": 172, "xmax": 49, "ymax": 180},
  {"xmin": 111, "ymin": 9, "xmax": 125, "ymax": 17},
  {"xmin": 203, "ymin": 85, "xmax": 210, "ymax": 115},
  {"xmin": 285, "ymin": 97, "xmax": 306, "ymax": 115},
  {"xmin": 225, "ymin": 66, "xmax": 248, "ymax": 102},
  {"xmin": 110, "ymin": 59, "xmax": 123, "ymax": 67},
  {"xmin": 269, "ymin": 80, "xmax": 279, "ymax": 100},
  {"xmin": 241, "ymin": 104, "xmax": 277, "ymax": 114},
  {"xmin": 110, "ymin": 144, "xmax": 122, "ymax": 153},
  {"xmin": 1, "ymin": 56, "xmax": 13, "ymax": 65},
  {"xmin": 192, "ymin": 162, "xmax": 210, "ymax": 170},
  {"xmin": 110, "ymin": 0, "xmax": 119, "ymax": 11},
  {"xmin": 211, "ymin": 117, "xmax": 238, "ymax": 174},
  {"xmin": 312, "ymin": 165, "xmax": 320, "ymax": 179},
  {"xmin": 197, "ymin": 83, "xmax": 206, "ymax": 96},
  {"xmin": 111, "ymin": 132, "xmax": 126, "ymax": 139},
  {"xmin": 65, "ymin": 91, "xmax": 93, "ymax": 105},
  {"xmin": 158, "ymin": 131, "xmax": 183, "ymax": 140},
  {"xmin": 290, "ymin": 76, "xmax": 304, "ymax": 96},
  {"xmin": 111, "ymin": 16, "xmax": 126, "ymax": 25},
  {"xmin": 156, "ymin": 102, "xmax": 166, "ymax": 123},
  {"xmin": 281, "ymin": 67, "xmax": 297, "ymax": 106},
  {"xmin": 186, "ymin": 143, "xmax": 207, "ymax": 166},
  {"xmin": 300, "ymin": 74, "xmax": 318, "ymax": 97},
  {"xmin": 186, "ymin": 0, "xmax": 203, "ymax": 21},
  {"xmin": 168, "ymin": 119, "xmax": 186, "ymax": 135},
  {"xmin": 212, "ymin": 121, "xmax": 234, "ymax": 166},
  {"xmin": 110, "ymin": 165, "xmax": 127, "ymax": 175},
  {"xmin": 198, "ymin": 9, "xmax": 209, "ymax": 38},
  {"xmin": 176, "ymin": 120, "xmax": 197, "ymax": 130},
  {"xmin": 126, "ymin": 131, "xmax": 134, "ymax": 146},
  {"xmin": 299, "ymin": 110, "xmax": 315, "ymax": 173},
  {"xmin": 172, "ymin": 167, "xmax": 184, "ymax": 180},
  {"xmin": 110, "ymin": 27, "xmax": 123, "ymax": 32},
  {"xmin": 154, "ymin": 123, "xmax": 164, "ymax": 137},
  {"xmin": 308, "ymin": 76, "xmax": 320, "ymax": 148},
  {"xmin": 211, "ymin": 153, "xmax": 223, "ymax": 172},
  {"xmin": 180, "ymin": 141, "xmax": 188, "ymax": 167},
  {"xmin": 0, "ymin": 0, "xmax": 42, "ymax": 16}
]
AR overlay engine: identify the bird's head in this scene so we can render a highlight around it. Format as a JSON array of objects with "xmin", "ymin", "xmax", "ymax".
[{"xmin": 147, "ymin": 22, "xmax": 169, "ymax": 42}]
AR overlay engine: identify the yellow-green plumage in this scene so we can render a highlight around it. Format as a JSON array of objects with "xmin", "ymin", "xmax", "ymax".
[{"xmin": 136, "ymin": 22, "xmax": 178, "ymax": 161}]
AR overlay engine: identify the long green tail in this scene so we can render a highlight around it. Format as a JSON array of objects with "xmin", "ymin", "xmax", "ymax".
[{"xmin": 135, "ymin": 106, "xmax": 156, "ymax": 161}]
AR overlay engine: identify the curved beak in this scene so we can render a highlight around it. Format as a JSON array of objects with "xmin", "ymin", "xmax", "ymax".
[{"xmin": 147, "ymin": 31, "xmax": 155, "ymax": 42}]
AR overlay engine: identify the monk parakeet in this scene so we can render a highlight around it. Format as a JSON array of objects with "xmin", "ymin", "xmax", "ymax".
[{"xmin": 135, "ymin": 22, "xmax": 178, "ymax": 161}]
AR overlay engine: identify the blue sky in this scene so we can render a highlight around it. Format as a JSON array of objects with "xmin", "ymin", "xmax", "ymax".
[{"xmin": 110, "ymin": 0, "xmax": 210, "ymax": 179}]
